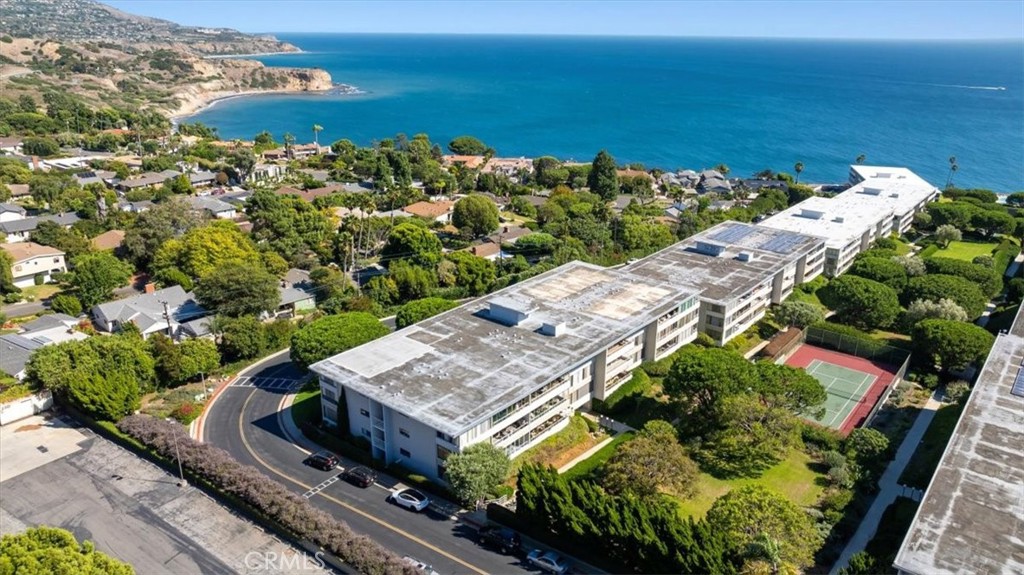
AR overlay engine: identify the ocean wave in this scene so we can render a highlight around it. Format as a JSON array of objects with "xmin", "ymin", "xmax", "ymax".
[{"xmin": 926, "ymin": 83, "xmax": 1007, "ymax": 91}]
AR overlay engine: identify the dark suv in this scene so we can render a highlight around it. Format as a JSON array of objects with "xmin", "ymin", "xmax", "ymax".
[
  {"xmin": 305, "ymin": 452, "xmax": 339, "ymax": 471},
  {"xmin": 478, "ymin": 526, "xmax": 521, "ymax": 555},
  {"xmin": 341, "ymin": 466, "xmax": 376, "ymax": 488}
]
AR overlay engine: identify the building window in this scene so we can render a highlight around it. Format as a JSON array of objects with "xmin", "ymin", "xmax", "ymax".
[
  {"xmin": 437, "ymin": 445, "xmax": 452, "ymax": 460},
  {"xmin": 399, "ymin": 428, "xmax": 410, "ymax": 438},
  {"xmin": 399, "ymin": 448, "xmax": 411, "ymax": 458},
  {"xmin": 361, "ymin": 428, "xmax": 371, "ymax": 438},
  {"xmin": 359, "ymin": 408, "xmax": 370, "ymax": 417},
  {"xmin": 436, "ymin": 430, "xmax": 454, "ymax": 443},
  {"xmin": 53, "ymin": 257, "xmax": 60, "ymax": 263},
  {"xmin": 14, "ymin": 265, "xmax": 21, "ymax": 272}
]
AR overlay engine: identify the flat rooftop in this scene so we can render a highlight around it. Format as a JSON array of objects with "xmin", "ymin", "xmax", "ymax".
[
  {"xmin": 760, "ymin": 195, "xmax": 891, "ymax": 248},
  {"xmin": 311, "ymin": 261, "xmax": 698, "ymax": 436},
  {"xmin": 846, "ymin": 165, "xmax": 939, "ymax": 217},
  {"xmin": 893, "ymin": 306, "xmax": 1024, "ymax": 575},
  {"xmin": 622, "ymin": 221, "xmax": 823, "ymax": 304}
]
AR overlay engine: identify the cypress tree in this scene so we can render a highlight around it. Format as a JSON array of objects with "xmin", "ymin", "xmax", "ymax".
[{"xmin": 588, "ymin": 149, "xmax": 620, "ymax": 201}]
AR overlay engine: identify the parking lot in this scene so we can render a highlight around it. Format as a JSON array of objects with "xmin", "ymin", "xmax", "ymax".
[{"xmin": 0, "ymin": 414, "xmax": 329, "ymax": 575}]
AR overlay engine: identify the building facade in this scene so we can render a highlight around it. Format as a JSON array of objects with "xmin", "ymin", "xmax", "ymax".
[{"xmin": 1, "ymin": 242, "xmax": 67, "ymax": 288}]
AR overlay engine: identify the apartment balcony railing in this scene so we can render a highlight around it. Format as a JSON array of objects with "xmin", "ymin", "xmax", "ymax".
[
  {"xmin": 491, "ymin": 376, "xmax": 568, "ymax": 426},
  {"xmin": 492, "ymin": 397, "xmax": 566, "ymax": 444}
]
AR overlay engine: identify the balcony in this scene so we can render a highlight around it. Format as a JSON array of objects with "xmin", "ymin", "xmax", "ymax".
[
  {"xmin": 502, "ymin": 412, "xmax": 567, "ymax": 457},
  {"xmin": 492, "ymin": 397, "xmax": 566, "ymax": 445}
]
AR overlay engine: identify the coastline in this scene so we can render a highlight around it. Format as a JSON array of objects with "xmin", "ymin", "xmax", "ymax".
[
  {"xmin": 169, "ymin": 84, "xmax": 361, "ymax": 125},
  {"xmin": 202, "ymin": 50, "xmax": 306, "ymax": 59}
]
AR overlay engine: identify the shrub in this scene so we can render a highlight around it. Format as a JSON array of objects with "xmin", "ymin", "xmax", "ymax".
[
  {"xmin": 819, "ymin": 488, "xmax": 854, "ymax": 514},
  {"xmin": 33, "ymin": 273, "xmax": 46, "ymax": 286},
  {"xmin": 49, "ymin": 293, "xmax": 83, "ymax": 316},
  {"xmin": 945, "ymin": 380, "xmax": 971, "ymax": 404},
  {"xmin": 801, "ymin": 423, "xmax": 843, "ymax": 451},
  {"xmin": 822, "ymin": 450, "xmax": 847, "ymax": 469},
  {"xmin": 117, "ymin": 415, "xmax": 415, "ymax": 575},
  {"xmin": 170, "ymin": 401, "xmax": 203, "ymax": 424},
  {"xmin": 924, "ymin": 257, "xmax": 1002, "ymax": 297}
]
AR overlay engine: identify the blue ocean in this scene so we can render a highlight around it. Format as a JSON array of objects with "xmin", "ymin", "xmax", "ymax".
[{"xmin": 191, "ymin": 35, "xmax": 1024, "ymax": 191}]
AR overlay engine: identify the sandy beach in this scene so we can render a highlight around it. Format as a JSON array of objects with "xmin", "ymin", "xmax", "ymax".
[{"xmin": 202, "ymin": 50, "xmax": 305, "ymax": 59}]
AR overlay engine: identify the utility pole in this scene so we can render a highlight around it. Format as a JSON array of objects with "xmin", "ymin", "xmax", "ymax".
[
  {"xmin": 161, "ymin": 300, "xmax": 175, "ymax": 342},
  {"xmin": 166, "ymin": 418, "xmax": 187, "ymax": 488}
]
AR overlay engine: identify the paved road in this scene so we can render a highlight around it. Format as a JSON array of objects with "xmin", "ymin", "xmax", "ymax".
[
  {"xmin": 2, "ymin": 284, "xmax": 141, "ymax": 319},
  {"xmin": 203, "ymin": 353, "xmax": 534, "ymax": 575}
]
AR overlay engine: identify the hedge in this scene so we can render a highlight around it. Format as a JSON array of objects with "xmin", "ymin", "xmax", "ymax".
[
  {"xmin": 592, "ymin": 370, "xmax": 651, "ymax": 414},
  {"xmin": 117, "ymin": 415, "xmax": 415, "ymax": 575},
  {"xmin": 918, "ymin": 244, "xmax": 940, "ymax": 259},
  {"xmin": 993, "ymin": 240, "xmax": 1021, "ymax": 277}
]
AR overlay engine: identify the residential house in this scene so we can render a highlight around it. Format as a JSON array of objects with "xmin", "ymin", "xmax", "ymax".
[
  {"xmin": 698, "ymin": 169, "xmax": 732, "ymax": 194},
  {"xmin": 0, "ymin": 242, "xmax": 67, "ymax": 288},
  {"xmin": 116, "ymin": 170, "xmax": 182, "ymax": 192},
  {"xmin": 274, "ymin": 269, "xmax": 317, "ymax": 317},
  {"xmin": 6, "ymin": 184, "xmax": 30, "ymax": 198},
  {"xmin": 117, "ymin": 200, "xmax": 154, "ymax": 214},
  {"xmin": 288, "ymin": 143, "xmax": 326, "ymax": 159},
  {"xmin": 486, "ymin": 225, "xmax": 532, "ymax": 246},
  {"xmin": 91, "ymin": 285, "xmax": 209, "ymax": 339},
  {"xmin": 0, "ymin": 203, "xmax": 27, "ymax": 223},
  {"xmin": 73, "ymin": 170, "xmax": 116, "ymax": 188},
  {"xmin": 187, "ymin": 196, "xmax": 237, "ymax": 219},
  {"xmin": 465, "ymin": 242, "xmax": 504, "ymax": 261},
  {"xmin": 403, "ymin": 200, "xmax": 455, "ymax": 223},
  {"xmin": 1, "ymin": 213, "xmax": 81, "ymax": 243},
  {"xmin": 442, "ymin": 155, "xmax": 486, "ymax": 169},
  {"xmin": 247, "ymin": 163, "xmax": 288, "ymax": 184},
  {"xmin": 0, "ymin": 137, "xmax": 23, "ymax": 154},
  {"xmin": 482, "ymin": 157, "xmax": 533, "ymax": 179},
  {"xmin": 0, "ymin": 324, "xmax": 87, "ymax": 381},
  {"xmin": 90, "ymin": 230, "xmax": 126, "ymax": 252},
  {"xmin": 275, "ymin": 184, "xmax": 342, "ymax": 203},
  {"xmin": 188, "ymin": 171, "xmax": 219, "ymax": 189}
]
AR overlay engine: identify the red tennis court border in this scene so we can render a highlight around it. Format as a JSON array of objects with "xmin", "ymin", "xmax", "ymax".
[{"xmin": 785, "ymin": 343, "xmax": 900, "ymax": 435}]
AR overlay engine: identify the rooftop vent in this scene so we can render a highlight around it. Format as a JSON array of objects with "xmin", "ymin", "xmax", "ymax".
[
  {"xmin": 798, "ymin": 208, "xmax": 825, "ymax": 220},
  {"xmin": 694, "ymin": 240, "xmax": 727, "ymax": 257},
  {"xmin": 488, "ymin": 296, "xmax": 533, "ymax": 326},
  {"xmin": 862, "ymin": 186, "xmax": 884, "ymax": 196},
  {"xmin": 540, "ymin": 322, "xmax": 566, "ymax": 337},
  {"xmin": 833, "ymin": 216, "xmax": 845, "ymax": 223},
  {"xmin": 736, "ymin": 251, "xmax": 756, "ymax": 262}
]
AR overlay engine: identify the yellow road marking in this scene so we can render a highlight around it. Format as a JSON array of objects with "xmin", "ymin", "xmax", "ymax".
[{"xmin": 237, "ymin": 390, "xmax": 488, "ymax": 575}]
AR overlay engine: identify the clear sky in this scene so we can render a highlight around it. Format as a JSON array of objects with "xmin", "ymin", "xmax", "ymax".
[{"xmin": 104, "ymin": 0, "xmax": 1024, "ymax": 40}]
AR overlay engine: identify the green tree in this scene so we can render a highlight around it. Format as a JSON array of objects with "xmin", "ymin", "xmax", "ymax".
[
  {"xmin": 705, "ymin": 485, "xmax": 820, "ymax": 570},
  {"xmin": 22, "ymin": 136, "xmax": 60, "ymax": 157},
  {"xmin": 164, "ymin": 174, "xmax": 193, "ymax": 195},
  {"xmin": 848, "ymin": 257, "xmax": 909, "ymax": 292},
  {"xmin": 389, "ymin": 261, "xmax": 437, "ymax": 301},
  {"xmin": 194, "ymin": 262, "xmax": 280, "ymax": 317},
  {"xmin": 153, "ymin": 267, "xmax": 194, "ymax": 292},
  {"xmin": 381, "ymin": 223, "xmax": 443, "ymax": 268},
  {"xmin": 934, "ymin": 224, "xmax": 963, "ymax": 248},
  {"xmin": 151, "ymin": 335, "xmax": 220, "ymax": 386},
  {"xmin": 31, "ymin": 220, "xmax": 92, "ymax": 260},
  {"xmin": 215, "ymin": 315, "xmax": 267, "ymax": 361},
  {"xmin": 697, "ymin": 394, "xmax": 801, "ymax": 478},
  {"xmin": 912, "ymin": 319, "xmax": 995, "ymax": 373},
  {"xmin": 844, "ymin": 427, "xmax": 890, "ymax": 472},
  {"xmin": 245, "ymin": 189, "xmax": 333, "ymax": 260},
  {"xmin": 290, "ymin": 313, "xmax": 390, "ymax": 369},
  {"xmin": 755, "ymin": 362, "xmax": 827, "ymax": 417},
  {"xmin": 773, "ymin": 301, "xmax": 824, "ymax": 328},
  {"xmin": 0, "ymin": 526, "xmax": 135, "ymax": 575},
  {"xmin": 122, "ymin": 198, "xmax": 208, "ymax": 269},
  {"xmin": 903, "ymin": 298, "xmax": 969, "ymax": 327},
  {"xmin": 49, "ymin": 293, "xmax": 83, "ymax": 316},
  {"xmin": 839, "ymin": 551, "xmax": 878, "ymax": 575},
  {"xmin": 818, "ymin": 275, "xmax": 901, "ymax": 330},
  {"xmin": 793, "ymin": 162, "xmax": 804, "ymax": 184},
  {"xmin": 443, "ymin": 442, "xmax": 511, "ymax": 505},
  {"xmin": 0, "ymin": 249, "xmax": 18, "ymax": 295},
  {"xmin": 153, "ymin": 220, "xmax": 262, "ymax": 279},
  {"xmin": 602, "ymin": 420, "xmax": 699, "ymax": 498},
  {"xmin": 446, "ymin": 251, "xmax": 496, "ymax": 296},
  {"xmin": 395, "ymin": 297, "xmax": 458, "ymax": 328},
  {"xmin": 587, "ymin": 150, "xmax": 620, "ymax": 201},
  {"xmin": 970, "ymin": 209, "xmax": 1015, "ymax": 239},
  {"xmin": 902, "ymin": 274, "xmax": 988, "ymax": 319},
  {"xmin": 664, "ymin": 346, "xmax": 759, "ymax": 430},
  {"xmin": 364, "ymin": 275, "xmax": 399, "ymax": 306},
  {"xmin": 452, "ymin": 194, "xmax": 499, "ymax": 238},
  {"xmin": 69, "ymin": 251, "xmax": 133, "ymax": 308},
  {"xmin": 928, "ymin": 202, "xmax": 974, "ymax": 230},
  {"xmin": 924, "ymin": 257, "xmax": 1002, "ymax": 297},
  {"xmin": 1006, "ymin": 192, "xmax": 1024, "ymax": 208},
  {"xmin": 447, "ymin": 135, "xmax": 488, "ymax": 155}
]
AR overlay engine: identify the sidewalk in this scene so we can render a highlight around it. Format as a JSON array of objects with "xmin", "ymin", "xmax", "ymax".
[{"xmin": 829, "ymin": 388, "xmax": 944, "ymax": 575}]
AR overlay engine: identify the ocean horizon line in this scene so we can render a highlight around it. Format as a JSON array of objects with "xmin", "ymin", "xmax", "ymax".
[{"xmin": 252, "ymin": 31, "xmax": 1024, "ymax": 44}]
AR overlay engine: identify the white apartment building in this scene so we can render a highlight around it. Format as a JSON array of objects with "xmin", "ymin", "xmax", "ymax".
[
  {"xmin": 761, "ymin": 166, "xmax": 938, "ymax": 276},
  {"xmin": 622, "ymin": 221, "xmax": 825, "ymax": 346},
  {"xmin": 311, "ymin": 261, "xmax": 701, "ymax": 481}
]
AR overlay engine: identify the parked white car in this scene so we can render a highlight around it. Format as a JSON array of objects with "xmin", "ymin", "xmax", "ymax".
[
  {"xmin": 402, "ymin": 555, "xmax": 440, "ymax": 575},
  {"xmin": 388, "ymin": 487, "xmax": 430, "ymax": 512},
  {"xmin": 527, "ymin": 549, "xmax": 570, "ymax": 574}
]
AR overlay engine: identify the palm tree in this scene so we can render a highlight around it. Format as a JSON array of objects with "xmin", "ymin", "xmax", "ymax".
[
  {"xmin": 283, "ymin": 132, "xmax": 295, "ymax": 157},
  {"xmin": 946, "ymin": 156, "xmax": 959, "ymax": 189},
  {"xmin": 856, "ymin": 154, "xmax": 866, "ymax": 165},
  {"xmin": 794, "ymin": 162, "xmax": 804, "ymax": 184},
  {"xmin": 741, "ymin": 533, "xmax": 798, "ymax": 575},
  {"xmin": 312, "ymin": 124, "xmax": 323, "ymax": 147}
]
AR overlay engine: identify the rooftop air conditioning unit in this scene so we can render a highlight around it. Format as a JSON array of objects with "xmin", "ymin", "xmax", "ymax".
[
  {"xmin": 736, "ymin": 252, "xmax": 756, "ymax": 262},
  {"xmin": 540, "ymin": 322, "xmax": 566, "ymax": 337}
]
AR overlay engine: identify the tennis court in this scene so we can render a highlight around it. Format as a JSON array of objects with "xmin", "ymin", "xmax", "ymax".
[
  {"xmin": 805, "ymin": 360, "xmax": 877, "ymax": 429},
  {"xmin": 785, "ymin": 343, "xmax": 901, "ymax": 434}
]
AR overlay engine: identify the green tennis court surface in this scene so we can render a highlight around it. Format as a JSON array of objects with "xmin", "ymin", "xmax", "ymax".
[{"xmin": 805, "ymin": 359, "xmax": 877, "ymax": 429}]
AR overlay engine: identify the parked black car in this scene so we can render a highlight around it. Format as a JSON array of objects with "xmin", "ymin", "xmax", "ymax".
[
  {"xmin": 341, "ymin": 466, "xmax": 376, "ymax": 488},
  {"xmin": 305, "ymin": 452, "xmax": 339, "ymax": 471},
  {"xmin": 478, "ymin": 526, "xmax": 522, "ymax": 555}
]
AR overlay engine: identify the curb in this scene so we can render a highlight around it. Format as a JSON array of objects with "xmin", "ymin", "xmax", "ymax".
[{"xmin": 191, "ymin": 348, "xmax": 293, "ymax": 441}]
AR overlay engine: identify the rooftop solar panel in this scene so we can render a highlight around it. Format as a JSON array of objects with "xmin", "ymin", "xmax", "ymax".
[
  {"xmin": 760, "ymin": 233, "xmax": 808, "ymax": 254},
  {"xmin": 710, "ymin": 224, "xmax": 757, "ymax": 244},
  {"xmin": 1013, "ymin": 366, "xmax": 1024, "ymax": 398}
]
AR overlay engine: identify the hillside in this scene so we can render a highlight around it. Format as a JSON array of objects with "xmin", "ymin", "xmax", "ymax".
[{"xmin": 0, "ymin": 0, "xmax": 332, "ymax": 119}]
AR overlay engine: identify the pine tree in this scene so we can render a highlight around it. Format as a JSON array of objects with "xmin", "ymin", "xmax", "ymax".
[{"xmin": 587, "ymin": 149, "xmax": 620, "ymax": 201}]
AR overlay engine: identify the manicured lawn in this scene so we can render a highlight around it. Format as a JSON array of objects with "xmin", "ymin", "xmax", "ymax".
[
  {"xmin": 561, "ymin": 431, "xmax": 635, "ymax": 482},
  {"xmin": 898, "ymin": 402, "xmax": 964, "ymax": 489},
  {"xmin": 933, "ymin": 240, "xmax": 998, "ymax": 262},
  {"xmin": 291, "ymin": 385, "xmax": 322, "ymax": 428},
  {"xmin": 20, "ymin": 284, "xmax": 63, "ymax": 300},
  {"xmin": 675, "ymin": 449, "xmax": 826, "ymax": 519}
]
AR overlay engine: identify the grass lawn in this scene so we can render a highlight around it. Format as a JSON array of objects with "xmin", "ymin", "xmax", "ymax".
[
  {"xmin": 20, "ymin": 284, "xmax": 63, "ymax": 300},
  {"xmin": 291, "ymin": 384, "xmax": 322, "ymax": 428},
  {"xmin": 561, "ymin": 431, "xmax": 635, "ymax": 482},
  {"xmin": 675, "ymin": 449, "xmax": 826, "ymax": 519},
  {"xmin": 898, "ymin": 402, "xmax": 964, "ymax": 489},
  {"xmin": 933, "ymin": 240, "xmax": 999, "ymax": 262},
  {"xmin": 509, "ymin": 415, "xmax": 605, "ymax": 479}
]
